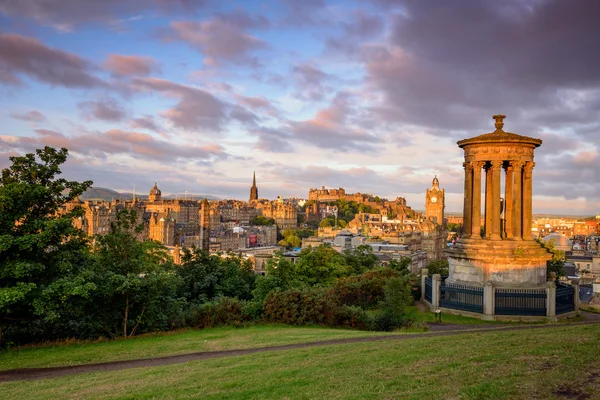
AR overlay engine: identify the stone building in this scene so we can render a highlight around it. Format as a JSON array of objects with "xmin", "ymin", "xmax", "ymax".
[
  {"xmin": 249, "ymin": 171, "xmax": 258, "ymax": 202},
  {"xmin": 255, "ymin": 196, "xmax": 297, "ymax": 229},
  {"xmin": 308, "ymin": 186, "xmax": 373, "ymax": 203},
  {"xmin": 145, "ymin": 183, "xmax": 200, "ymax": 225},
  {"xmin": 148, "ymin": 211, "xmax": 175, "ymax": 245},
  {"xmin": 425, "ymin": 176, "xmax": 445, "ymax": 225}
]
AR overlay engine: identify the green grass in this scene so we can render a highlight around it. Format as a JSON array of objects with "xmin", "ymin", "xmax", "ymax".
[
  {"xmin": 0, "ymin": 324, "xmax": 408, "ymax": 371},
  {"xmin": 404, "ymin": 306, "xmax": 505, "ymax": 325},
  {"xmin": 1, "ymin": 324, "xmax": 599, "ymax": 399}
]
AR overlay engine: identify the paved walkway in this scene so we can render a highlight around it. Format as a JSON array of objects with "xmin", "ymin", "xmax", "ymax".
[{"xmin": 1, "ymin": 317, "xmax": 598, "ymax": 383}]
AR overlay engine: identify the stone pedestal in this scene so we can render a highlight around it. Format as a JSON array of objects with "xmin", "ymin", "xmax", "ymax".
[{"xmin": 447, "ymin": 239, "xmax": 551, "ymax": 287}]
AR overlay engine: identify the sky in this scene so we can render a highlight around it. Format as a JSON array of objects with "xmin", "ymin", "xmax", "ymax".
[{"xmin": 0, "ymin": 0, "xmax": 599, "ymax": 215}]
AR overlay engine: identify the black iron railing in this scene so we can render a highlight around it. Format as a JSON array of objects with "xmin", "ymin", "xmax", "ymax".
[
  {"xmin": 495, "ymin": 288, "xmax": 546, "ymax": 316},
  {"xmin": 440, "ymin": 282, "xmax": 483, "ymax": 313},
  {"xmin": 425, "ymin": 276, "xmax": 432, "ymax": 303},
  {"xmin": 556, "ymin": 284, "xmax": 575, "ymax": 314}
]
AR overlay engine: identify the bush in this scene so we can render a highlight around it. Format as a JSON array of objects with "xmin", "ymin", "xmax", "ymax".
[
  {"xmin": 332, "ymin": 305, "xmax": 373, "ymax": 330},
  {"xmin": 185, "ymin": 298, "xmax": 253, "ymax": 329},
  {"xmin": 263, "ymin": 288, "xmax": 339, "ymax": 326},
  {"xmin": 331, "ymin": 268, "xmax": 400, "ymax": 309},
  {"xmin": 373, "ymin": 276, "xmax": 412, "ymax": 332}
]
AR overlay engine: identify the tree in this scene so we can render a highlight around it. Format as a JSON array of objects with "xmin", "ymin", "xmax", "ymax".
[
  {"xmin": 177, "ymin": 247, "xmax": 255, "ymax": 304},
  {"xmin": 388, "ymin": 257, "xmax": 412, "ymax": 275},
  {"xmin": 538, "ymin": 239, "xmax": 566, "ymax": 281},
  {"xmin": 0, "ymin": 147, "xmax": 92, "ymax": 345},
  {"xmin": 278, "ymin": 229, "xmax": 302, "ymax": 249},
  {"xmin": 91, "ymin": 210, "xmax": 183, "ymax": 338},
  {"xmin": 343, "ymin": 245, "xmax": 379, "ymax": 275},
  {"xmin": 293, "ymin": 245, "xmax": 352, "ymax": 286},
  {"xmin": 425, "ymin": 259, "xmax": 449, "ymax": 276},
  {"xmin": 251, "ymin": 215, "xmax": 275, "ymax": 226}
]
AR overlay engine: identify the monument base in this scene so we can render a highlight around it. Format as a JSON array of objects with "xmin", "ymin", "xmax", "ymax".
[{"xmin": 445, "ymin": 238, "xmax": 552, "ymax": 287}]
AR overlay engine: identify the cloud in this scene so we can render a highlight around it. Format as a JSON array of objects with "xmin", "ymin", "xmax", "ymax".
[
  {"xmin": 0, "ymin": 128, "xmax": 227, "ymax": 162},
  {"xmin": 131, "ymin": 78, "xmax": 227, "ymax": 131},
  {"xmin": 10, "ymin": 110, "xmax": 47, "ymax": 123},
  {"xmin": 103, "ymin": 54, "xmax": 158, "ymax": 77},
  {"xmin": 78, "ymin": 99, "xmax": 126, "ymax": 122},
  {"xmin": 326, "ymin": 10, "xmax": 384, "ymax": 55},
  {"xmin": 0, "ymin": 33, "xmax": 104, "ymax": 88},
  {"xmin": 130, "ymin": 115, "xmax": 162, "ymax": 133},
  {"xmin": 289, "ymin": 93, "xmax": 381, "ymax": 152},
  {"xmin": 0, "ymin": 0, "xmax": 211, "ymax": 32},
  {"xmin": 292, "ymin": 63, "xmax": 334, "ymax": 101},
  {"xmin": 361, "ymin": 0, "xmax": 600, "ymax": 134},
  {"xmin": 165, "ymin": 12, "xmax": 269, "ymax": 67}
]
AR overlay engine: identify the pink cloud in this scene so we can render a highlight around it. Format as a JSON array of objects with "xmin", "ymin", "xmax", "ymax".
[
  {"xmin": 78, "ymin": 99, "xmax": 126, "ymax": 122},
  {"xmin": 0, "ymin": 33, "xmax": 104, "ymax": 88},
  {"xmin": 0, "ymin": 128, "xmax": 226, "ymax": 163},
  {"xmin": 10, "ymin": 110, "xmax": 47, "ymax": 123},
  {"xmin": 167, "ymin": 16, "xmax": 268, "ymax": 66},
  {"xmin": 103, "ymin": 54, "xmax": 158, "ymax": 77}
]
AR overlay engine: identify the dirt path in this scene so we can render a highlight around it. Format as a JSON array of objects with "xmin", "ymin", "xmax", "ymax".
[{"xmin": 1, "ymin": 319, "xmax": 599, "ymax": 383}]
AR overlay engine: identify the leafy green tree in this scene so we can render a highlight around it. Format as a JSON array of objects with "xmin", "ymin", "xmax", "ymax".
[
  {"xmin": 177, "ymin": 247, "xmax": 255, "ymax": 303},
  {"xmin": 278, "ymin": 229, "xmax": 302, "ymax": 249},
  {"xmin": 251, "ymin": 215, "xmax": 275, "ymax": 226},
  {"xmin": 0, "ymin": 147, "xmax": 92, "ymax": 345},
  {"xmin": 294, "ymin": 245, "xmax": 352, "ymax": 286},
  {"xmin": 388, "ymin": 257, "xmax": 412, "ymax": 275},
  {"xmin": 425, "ymin": 259, "xmax": 449, "ymax": 276},
  {"xmin": 343, "ymin": 245, "xmax": 379, "ymax": 274},
  {"xmin": 91, "ymin": 210, "xmax": 183, "ymax": 338},
  {"xmin": 374, "ymin": 275, "xmax": 412, "ymax": 331},
  {"xmin": 538, "ymin": 239, "xmax": 566, "ymax": 281}
]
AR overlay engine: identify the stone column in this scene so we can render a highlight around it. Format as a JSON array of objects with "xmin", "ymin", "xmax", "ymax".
[
  {"xmin": 491, "ymin": 161, "xmax": 502, "ymax": 240},
  {"xmin": 572, "ymin": 278, "xmax": 580, "ymax": 315},
  {"xmin": 504, "ymin": 163, "xmax": 514, "ymax": 239},
  {"xmin": 471, "ymin": 162, "xmax": 484, "ymax": 238},
  {"xmin": 546, "ymin": 281, "xmax": 556, "ymax": 319},
  {"xmin": 432, "ymin": 274, "xmax": 441, "ymax": 309},
  {"xmin": 484, "ymin": 163, "xmax": 493, "ymax": 239},
  {"xmin": 511, "ymin": 161, "xmax": 523, "ymax": 240},
  {"xmin": 522, "ymin": 162, "xmax": 535, "ymax": 240},
  {"xmin": 483, "ymin": 281, "xmax": 494, "ymax": 320},
  {"xmin": 462, "ymin": 162, "xmax": 473, "ymax": 239},
  {"xmin": 421, "ymin": 268, "xmax": 429, "ymax": 302}
]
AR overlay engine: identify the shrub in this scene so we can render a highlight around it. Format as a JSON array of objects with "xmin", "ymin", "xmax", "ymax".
[
  {"xmin": 331, "ymin": 268, "xmax": 400, "ymax": 309},
  {"xmin": 373, "ymin": 276, "xmax": 412, "ymax": 331},
  {"xmin": 263, "ymin": 288, "xmax": 339, "ymax": 326},
  {"xmin": 186, "ymin": 297, "xmax": 253, "ymax": 329},
  {"xmin": 332, "ymin": 305, "xmax": 373, "ymax": 330}
]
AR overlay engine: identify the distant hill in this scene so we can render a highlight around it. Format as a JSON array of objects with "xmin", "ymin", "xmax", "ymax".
[{"xmin": 79, "ymin": 187, "xmax": 220, "ymax": 202}]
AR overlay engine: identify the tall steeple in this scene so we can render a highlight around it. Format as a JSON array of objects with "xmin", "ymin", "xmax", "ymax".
[{"xmin": 249, "ymin": 171, "xmax": 258, "ymax": 202}]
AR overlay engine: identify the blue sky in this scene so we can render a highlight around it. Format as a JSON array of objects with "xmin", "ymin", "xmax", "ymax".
[{"xmin": 1, "ymin": 0, "xmax": 599, "ymax": 214}]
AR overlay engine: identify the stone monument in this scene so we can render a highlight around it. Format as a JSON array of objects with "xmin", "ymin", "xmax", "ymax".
[{"xmin": 447, "ymin": 115, "xmax": 552, "ymax": 286}]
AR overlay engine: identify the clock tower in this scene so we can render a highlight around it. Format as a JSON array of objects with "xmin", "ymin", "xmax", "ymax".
[{"xmin": 425, "ymin": 176, "xmax": 445, "ymax": 225}]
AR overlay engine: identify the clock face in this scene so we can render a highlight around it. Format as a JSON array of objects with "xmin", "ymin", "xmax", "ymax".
[{"xmin": 431, "ymin": 196, "xmax": 437, "ymax": 203}]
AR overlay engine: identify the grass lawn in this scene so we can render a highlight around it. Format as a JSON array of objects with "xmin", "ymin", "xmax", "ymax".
[
  {"xmin": 1, "ymin": 324, "xmax": 599, "ymax": 399},
  {"xmin": 0, "ymin": 324, "xmax": 410, "ymax": 371}
]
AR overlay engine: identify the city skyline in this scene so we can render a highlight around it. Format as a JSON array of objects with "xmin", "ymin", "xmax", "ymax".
[{"xmin": 1, "ymin": 1, "xmax": 599, "ymax": 214}]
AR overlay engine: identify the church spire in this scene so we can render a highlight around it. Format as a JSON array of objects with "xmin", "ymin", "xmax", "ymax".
[{"xmin": 250, "ymin": 171, "xmax": 258, "ymax": 202}]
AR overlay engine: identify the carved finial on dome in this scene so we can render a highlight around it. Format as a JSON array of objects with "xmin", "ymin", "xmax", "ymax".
[{"xmin": 493, "ymin": 114, "xmax": 506, "ymax": 132}]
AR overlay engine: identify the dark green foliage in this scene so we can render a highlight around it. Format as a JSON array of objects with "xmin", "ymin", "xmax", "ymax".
[
  {"xmin": 373, "ymin": 276, "xmax": 413, "ymax": 331},
  {"xmin": 185, "ymin": 297, "xmax": 253, "ymax": 329},
  {"xmin": 538, "ymin": 239, "xmax": 566, "ymax": 280},
  {"xmin": 90, "ymin": 210, "xmax": 184, "ymax": 338},
  {"xmin": 343, "ymin": 245, "xmax": 378, "ymax": 274},
  {"xmin": 263, "ymin": 287, "xmax": 338, "ymax": 326},
  {"xmin": 425, "ymin": 259, "xmax": 449, "ymax": 276},
  {"xmin": 0, "ymin": 147, "xmax": 93, "ymax": 345},
  {"xmin": 251, "ymin": 215, "xmax": 275, "ymax": 226},
  {"xmin": 177, "ymin": 248, "xmax": 256, "ymax": 304},
  {"xmin": 330, "ymin": 268, "xmax": 400, "ymax": 309},
  {"xmin": 278, "ymin": 229, "xmax": 301, "ymax": 249}
]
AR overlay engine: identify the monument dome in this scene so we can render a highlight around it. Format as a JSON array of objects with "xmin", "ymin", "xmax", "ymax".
[{"xmin": 542, "ymin": 233, "xmax": 572, "ymax": 252}]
